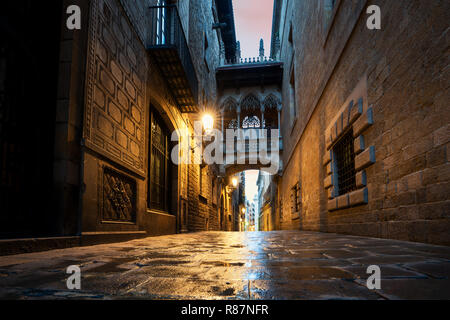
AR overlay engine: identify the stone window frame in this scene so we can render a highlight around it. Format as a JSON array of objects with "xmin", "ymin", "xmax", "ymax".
[
  {"xmin": 333, "ymin": 128, "xmax": 357, "ymax": 195},
  {"xmin": 323, "ymin": 77, "xmax": 375, "ymax": 212}
]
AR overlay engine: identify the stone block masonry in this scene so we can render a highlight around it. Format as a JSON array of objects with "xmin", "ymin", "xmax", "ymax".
[
  {"xmin": 276, "ymin": 0, "xmax": 450, "ymax": 245},
  {"xmin": 323, "ymin": 77, "xmax": 375, "ymax": 213},
  {"xmin": 79, "ymin": 0, "xmax": 223, "ymax": 238}
]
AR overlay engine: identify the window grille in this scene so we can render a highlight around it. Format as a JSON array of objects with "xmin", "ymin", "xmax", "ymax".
[
  {"xmin": 333, "ymin": 129, "xmax": 356, "ymax": 195},
  {"xmin": 148, "ymin": 108, "xmax": 171, "ymax": 212},
  {"xmin": 156, "ymin": 0, "xmax": 167, "ymax": 45},
  {"xmin": 291, "ymin": 182, "xmax": 301, "ymax": 213}
]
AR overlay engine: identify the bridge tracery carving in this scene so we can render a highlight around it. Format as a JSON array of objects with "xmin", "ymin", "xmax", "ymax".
[
  {"xmin": 219, "ymin": 92, "xmax": 282, "ymax": 130},
  {"xmin": 263, "ymin": 94, "xmax": 279, "ymax": 128},
  {"xmin": 218, "ymin": 92, "xmax": 283, "ymax": 176},
  {"xmin": 263, "ymin": 94, "xmax": 279, "ymax": 110},
  {"xmin": 242, "ymin": 116, "xmax": 261, "ymax": 129},
  {"xmin": 221, "ymin": 97, "xmax": 238, "ymax": 129},
  {"xmin": 241, "ymin": 93, "xmax": 261, "ymax": 112}
]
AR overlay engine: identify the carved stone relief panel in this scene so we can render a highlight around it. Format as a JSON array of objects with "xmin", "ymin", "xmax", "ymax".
[
  {"xmin": 84, "ymin": 0, "xmax": 147, "ymax": 176},
  {"xmin": 102, "ymin": 166, "xmax": 137, "ymax": 223}
]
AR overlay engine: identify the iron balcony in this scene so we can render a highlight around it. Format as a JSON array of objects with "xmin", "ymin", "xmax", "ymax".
[{"xmin": 147, "ymin": 5, "xmax": 199, "ymax": 113}]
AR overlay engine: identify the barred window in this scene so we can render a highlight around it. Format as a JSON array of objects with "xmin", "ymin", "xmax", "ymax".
[
  {"xmin": 333, "ymin": 129, "xmax": 356, "ymax": 195},
  {"xmin": 156, "ymin": 0, "xmax": 167, "ymax": 45},
  {"xmin": 290, "ymin": 182, "xmax": 301, "ymax": 213},
  {"xmin": 280, "ymin": 200, "xmax": 283, "ymax": 219}
]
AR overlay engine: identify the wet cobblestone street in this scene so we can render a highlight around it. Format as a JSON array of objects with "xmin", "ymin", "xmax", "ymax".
[{"xmin": 1, "ymin": 231, "xmax": 449, "ymax": 300}]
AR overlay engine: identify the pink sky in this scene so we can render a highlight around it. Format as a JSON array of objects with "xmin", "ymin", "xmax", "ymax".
[
  {"xmin": 232, "ymin": 0, "xmax": 274, "ymax": 59},
  {"xmin": 232, "ymin": 0, "xmax": 274, "ymax": 202}
]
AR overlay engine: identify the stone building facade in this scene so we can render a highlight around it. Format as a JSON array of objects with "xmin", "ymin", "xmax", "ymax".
[
  {"xmin": 257, "ymin": 171, "xmax": 278, "ymax": 231},
  {"xmin": 0, "ymin": 0, "xmax": 235, "ymax": 247},
  {"xmin": 1, "ymin": 0, "xmax": 449, "ymax": 251},
  {"xmin": 79, "ymin": 0, "xmax": 232, "ymax": 238},
  {"xmin": 273, "ymin": 0, "xmax": 450, "ymax": 245}
]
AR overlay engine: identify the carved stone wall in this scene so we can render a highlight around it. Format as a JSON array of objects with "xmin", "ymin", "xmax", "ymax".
[
  {"xmin": 80, "ymin": 0, "xmax": 223, "ymax": 235},
  {"xmin": 102, "ymin": 166, "xmax": 137, "ymax": 222},
  {"xmin": 84, "ymin": 0, "xmax": 147, "ymax": 176}
]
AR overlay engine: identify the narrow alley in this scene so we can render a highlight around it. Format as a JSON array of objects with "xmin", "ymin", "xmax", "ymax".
[
  {"xmin": 0, "ymin": 0, "xmax": 448, "ymax": 304},
  {"xmin": 1, "ymin": 231, "xmax": 449, "ymax": 300}
]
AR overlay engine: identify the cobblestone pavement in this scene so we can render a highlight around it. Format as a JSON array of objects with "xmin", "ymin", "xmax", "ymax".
[{"xmin": 0, "ymin": 231, "xmax": 449, "ymax": 300}]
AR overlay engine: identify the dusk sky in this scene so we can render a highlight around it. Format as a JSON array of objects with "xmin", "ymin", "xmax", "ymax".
[
  {"xmin": 232, "ymin": 0, "xmax": 274, "ymax": 59},
  {"xmin": 233, "ymin": 0, "xmax": 273, "ymax": 200},
  {"xmin": 232, "ymin": 0, "xmax": 274, "ymax": 205}
]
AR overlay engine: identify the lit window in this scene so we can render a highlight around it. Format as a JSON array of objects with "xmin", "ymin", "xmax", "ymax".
[{"xmin": 156, "ymin": 0, "xmax": 167, "ymax": 45}]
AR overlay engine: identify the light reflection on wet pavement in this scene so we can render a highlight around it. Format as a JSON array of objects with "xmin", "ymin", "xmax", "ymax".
[{"xmin": 0, "ymin": 231, "xmax": 449, "ymax": 299}]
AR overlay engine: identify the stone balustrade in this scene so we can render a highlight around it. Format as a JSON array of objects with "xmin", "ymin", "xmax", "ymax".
[{"xmin": 223, "ymin": 56, "xmax": 279, "ymax": 66}]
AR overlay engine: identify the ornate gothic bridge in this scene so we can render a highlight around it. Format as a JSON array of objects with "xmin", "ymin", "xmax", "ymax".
[{"xmin": 215, "ymin": 59, "xmax": 284, "ymax": 177}]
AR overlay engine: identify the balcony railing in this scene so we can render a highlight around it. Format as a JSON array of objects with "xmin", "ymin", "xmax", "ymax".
[
  {"xmin": 147, "ymin": 5, "xmax": 199, "ymax": 113},
  {"xmin": 223, "ymin": 56, "xmax": 279, "ymax": 66}
]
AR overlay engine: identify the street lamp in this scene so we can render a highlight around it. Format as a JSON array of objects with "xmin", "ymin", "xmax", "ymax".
[
  {"xmin": 191, "ymin": 113, "xmax": 214, "ymax": 155},
  {"xmin": 202, "ymin": 114, "xmax": 214, "ymax": 134},
  {"xmin": 231, "ymin": 177, "xmax": 238, "ymax": 188}
]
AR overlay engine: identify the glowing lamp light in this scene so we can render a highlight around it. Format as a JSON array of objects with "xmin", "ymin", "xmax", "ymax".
[
  {"xmin": 242, "ymin": 208, "xmax": 246, "ymax": 214},
  {"xmin": 202, "ymin": 114, "xmax": 214, "ymax": 133},
  {"xmin": 231, "ymin": 177, "xmax": 238, "ymax": 188}
]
